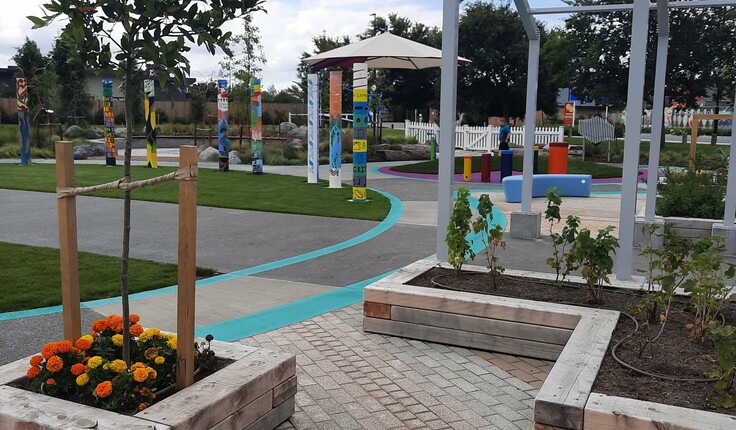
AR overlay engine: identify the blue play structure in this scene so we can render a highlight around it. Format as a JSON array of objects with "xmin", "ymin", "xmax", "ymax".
[{"xmin": 502, "ymin": 174, "xmax": 592, "ymax": 203}]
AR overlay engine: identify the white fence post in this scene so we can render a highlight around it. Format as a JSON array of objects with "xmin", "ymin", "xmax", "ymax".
[{"xmin": 405, "ymin": 120, "xmax": 410, "ymax": 138}]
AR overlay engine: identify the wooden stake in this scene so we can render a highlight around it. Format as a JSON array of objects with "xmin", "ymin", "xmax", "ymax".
[
  {"xmin": 177, "ymin": 146, "xmax": 198, "ymax": 389},
  {"xmin": 55, "ymin": 141, "xmax": 81, "ymax": 342}
]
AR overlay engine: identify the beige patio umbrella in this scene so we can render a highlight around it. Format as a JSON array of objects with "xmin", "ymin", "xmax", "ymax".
[{"xmin": 303, "ymin": 32, "xmax": 470, "ymax": 71}]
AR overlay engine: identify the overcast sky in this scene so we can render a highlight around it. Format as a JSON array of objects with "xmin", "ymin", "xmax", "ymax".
[{"xmin": 1, "ymin": 1, "xmax": 567, "ymax": 91}]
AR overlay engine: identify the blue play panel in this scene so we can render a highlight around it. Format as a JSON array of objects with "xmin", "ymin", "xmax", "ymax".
[{"xmin": 502, "ymin": 174, "xmax": 592, "ymax": 203}]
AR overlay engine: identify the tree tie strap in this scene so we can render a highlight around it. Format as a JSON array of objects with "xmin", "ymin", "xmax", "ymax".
[{"xmin": 57, "ymin": 165, "xmax": 198, "ymax": 198}]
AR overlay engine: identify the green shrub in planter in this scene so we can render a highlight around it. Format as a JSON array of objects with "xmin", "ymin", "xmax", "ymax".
[{"xmin": 656, "ymin": 168, "xmax": 726, "ymax": 219}]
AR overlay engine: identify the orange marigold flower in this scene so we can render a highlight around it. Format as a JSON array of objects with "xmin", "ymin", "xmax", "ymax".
[
  {"xmin": 138, "ymin": 402, "xmax": 149, "ymax": 411},
  {"xmin": 27, "ymin": 366, "xmax": 40, "ymax": 379},
  {"xmin": 140, "ymin": 387, "xmax": 151, "ymax": 397},
  {"xmin": 91, "ymin": 319, "xmax": 109, "ymax": 332},
  {"xmin": 130, "ymin": 324, "xmax": 144, "ymax": 337},
  {"xmin": 40, "ymin": 343, "xmax": 57, "ymax": 359},
  {"xmin": 29, "ymin": 355, "xmax": 43, "ymax": 367},
  {"xmin": 133, "ymin": 367, "xmax": 150, "ymax": 383},
  {"xmin": 70, "ymin": 363, "xmax": 86, "ymax": 376},
  {"xmin": 108, "ymin": 315, "xmax": 124, "ymax": 333},
  {"xmin": 91, "ymin": 332, "xmax": 98, "ymax": 339},
  {"xmin": 46, "ymin": 378, "xmax": 56, "ymax": 385},
  {"xmin": 56, "ymin": 340, "xmax": 72, "ymax": 354},
  {"xmin": 75, "ymin": 335, "xmax": 94, "ymax": 351},
  {"xmin": 46, "ymin": 356, "xmax": 63, "ymax": 373},
  {"xmin": 130, "ymin": 314, "xmax": 141, "ymax": 324},
  {"xmin": 130, "ymin": 362, "xmax": 146, "ymax": 371},
  {"xmin": 95, "ymin": 381, "xmax": 113, "ymax": 398},
  {"xmin": 82, "ymin": 356, "xmax": 90, "ymax": 364}
]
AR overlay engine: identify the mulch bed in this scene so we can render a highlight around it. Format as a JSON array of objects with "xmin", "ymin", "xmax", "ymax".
[{"xmin": 407, "ymin": 267, "xmax": 736, "ymax": 416}]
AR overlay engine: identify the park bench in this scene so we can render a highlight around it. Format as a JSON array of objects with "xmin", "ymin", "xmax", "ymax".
[{"xmin": 502, "ymin": 174, "xmax": 592, "ymax": 203}]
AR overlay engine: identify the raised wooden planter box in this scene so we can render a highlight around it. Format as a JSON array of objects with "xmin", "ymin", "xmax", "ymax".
[
  {"xmin": 0, "ymin": 340, "xmax": 296, "ymax": 430},
  {"xmin": 363, "ymin": 258, "xmax": 736, "ymax": 430}
]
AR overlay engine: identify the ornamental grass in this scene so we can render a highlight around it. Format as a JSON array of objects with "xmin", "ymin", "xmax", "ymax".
[{"xmin": 25, "ymin": 314, "xmax": 215, "ymax": 413}]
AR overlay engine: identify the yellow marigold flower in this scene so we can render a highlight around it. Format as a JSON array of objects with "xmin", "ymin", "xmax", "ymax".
[
  {"xmin": 96, "ymin": 381, "xmax": 113, "ymax": 398},
  {"xmin": 102, "ymin": 363, "xmax": 110, "ymax": 370},
  {"xmin": 167, "ymin": 337, "xmax": 177, "ymax": 350},
  {"xmin": 29, "ymin": 355, "xmax": 43, "ymax": 367},
  {"xmin": 87, "ymin": 356, "xmax": 104, "ymax": 369},
  {"xmin": 76, "ymin": 373, "xmax": 89, "ymax": 386},
  {"xmin": 144, "ymin": 347, "xmax": 159, "ymax": 360},
  {"xmin": 109, "ymin": 359, "xmax": 127, "ymax": 373},
  {"xmin": 46, "ymin": 355, "xmax": 63, "ymax": 373},
  {"xmin": 133, "ymin": 367, "xmax": 150, "ymax": 382},
  {"xmin": 139, "ymin": 328, "xmax": 161, "ymax": 343},
  {"xmin": 112, "ymin": 334, "xmax": 124, "ymax": 347},
  {"xmin": 130, "ymin": 362, "xmax": 146, "ymax": 371},
  {"xmin": 154, "ymin": 356, "xmax": 165, "ymax": 365},
  {"xmin": 148, "ymin": 368, "xmax": 157, "ymax": 379}
]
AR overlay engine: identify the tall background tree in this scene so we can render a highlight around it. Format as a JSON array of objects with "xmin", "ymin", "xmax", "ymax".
[
  {"xmin": 12, "ymin": 37, "xmax": 60, "ymax": 138},
  {"xmin": 31, "ymin": 0, "xmax": 265, "ymax": 364},
  {"xmin": 50, "ymin": 38, "xmax": 93, "ymax": 126}
]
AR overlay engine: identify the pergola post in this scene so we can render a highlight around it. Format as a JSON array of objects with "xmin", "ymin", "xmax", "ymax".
[
  {"xmin": 436, "ymin": 0, "xmax": 461, "ymax": 260},
  {"xmin": 616, "ymin": 0, "xmax": 651, "ymax": 280},
  {"xmin": 635, "ymin": 0, "xmax": 669, "ymax": 247},
  {"xmin": 712, "ymin": 87, "xmax": 736, "ymax": 254}
]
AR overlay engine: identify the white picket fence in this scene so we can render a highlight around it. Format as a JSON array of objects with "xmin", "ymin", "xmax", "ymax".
[
  {"xmin": 404, "ymin": 120, "xmax": 564, "ymax": 152},
  {"xmin": 640, "ymin": 108, "xmax": 733, "ymax": 129}
]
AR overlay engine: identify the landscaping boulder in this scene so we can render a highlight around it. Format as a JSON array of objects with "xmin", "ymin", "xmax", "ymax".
[
  {"xmin": 229, "ymin": 150, "xmax": 242, "ymax": 164},
  {"xmin": 64, "ymin": 125, "xmax": 83, "ymax": 139},
  {"xmin": 93, "ymin": 127, "xmax": 105, "ymax": 138},
  {"xmin": 114, "ymin": 128, "xmax": 126, "ymax": 138},
  {"xmin": 289, "ymin": 126, "xmax": 307, "ymax": 139},
  {"xmin": 372, "ymin": 143, "xmax": 430, "ymax": 161},
  {"xmin": 279, "ymin": 122, "xmax": 298, "ymax": 135},
  {"xmin": 198, "ymin": 146, "xmax": 220, "ymax": 162},
  {"xmin": 72, "ymin": 144, "xmax": 106, "ymax": 160}
]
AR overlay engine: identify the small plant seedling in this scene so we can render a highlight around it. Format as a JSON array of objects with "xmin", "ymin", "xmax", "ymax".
[
  {"xmin": 472, "ymin": 194, "xmax": 505, "ymax": 289},
  {"xmin": 446, "ymin": 187, "xmax": 474, "ymax": 274}
]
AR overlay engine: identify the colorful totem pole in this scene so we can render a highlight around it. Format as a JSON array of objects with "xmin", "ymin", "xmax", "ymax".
[
  {"xmin": 250, "ymin": 77, "xmax": 263, "ymax": 175},
  {"xmin": 329, "ymin": 71, "xmax": 342, "ymax": 188},
  {"xmin": 352, "ymin": 63, "xmax": 369, "ymax": 201},
  {"xmin": 102, "ymin": 79, "xmax": 116, "ymax": 166},
  {"xmin": 16, "ymin": 78, "xmax": 31, "ymax": 166},
  {"xmin": 217, "ymin": 79, "xmax": 230, "ymax": 172},
  {"xmin": 144, "ymin": 78, "xmax": 157, "ymax": 168},
  {"xmin": 307, "ymin": 73, "xmax": 320, "ymax": 183}
]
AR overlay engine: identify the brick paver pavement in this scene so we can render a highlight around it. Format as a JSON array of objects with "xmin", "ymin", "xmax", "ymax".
[{"xmin": 239, "ymin": 303, "xmax": 553, "ymax": 430}]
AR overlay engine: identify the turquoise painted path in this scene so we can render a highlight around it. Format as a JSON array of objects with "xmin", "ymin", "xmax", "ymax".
[{"xmin": 0, "ymin": 187, "xmax": 404, "ymax": 322}]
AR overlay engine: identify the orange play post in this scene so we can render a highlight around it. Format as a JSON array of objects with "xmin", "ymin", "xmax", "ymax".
[{"xmin": 548, "ymin": 142, "xmax": 569, "ymax": 174}]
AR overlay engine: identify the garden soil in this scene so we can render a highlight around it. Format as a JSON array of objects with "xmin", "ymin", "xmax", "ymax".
[{"xmin": 408, "ymin": 267, "xmax": 736, "ymax": 416}]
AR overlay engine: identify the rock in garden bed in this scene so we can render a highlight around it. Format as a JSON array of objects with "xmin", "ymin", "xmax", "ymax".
[{"xmin": 407, "ymin": 266, "xmax": 736, "ymax": 417}]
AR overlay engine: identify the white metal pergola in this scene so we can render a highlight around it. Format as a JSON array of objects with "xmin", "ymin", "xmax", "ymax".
[{"xmin": 437, "ymin": 0, "xmax": 736, "ymax": 280}]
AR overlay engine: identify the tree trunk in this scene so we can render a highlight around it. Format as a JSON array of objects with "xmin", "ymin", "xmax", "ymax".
[{"xmin": 121, "ymin": 60, "xmax": 133, "ymax": 364}]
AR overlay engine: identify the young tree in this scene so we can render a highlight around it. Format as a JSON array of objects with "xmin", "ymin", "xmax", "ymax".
[
  {"xmin": 30, "ymin": 0, "xmax": 264, "ymax": 364},
  {"xmin": 220, "ymin": 14, "xmax": 266, "ymax": 125}
]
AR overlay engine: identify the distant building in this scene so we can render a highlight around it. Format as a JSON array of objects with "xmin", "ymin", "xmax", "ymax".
[
  {"xmin": 556, "ymin": 88, "xmax": 603, "ymax": 120},
  {"xmin": 85, "ymin": 73, "xmax": 195, "ymax": 102}
]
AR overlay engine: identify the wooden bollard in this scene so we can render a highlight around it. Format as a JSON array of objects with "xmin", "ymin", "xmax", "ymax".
[
  {"xmin": 55, "ymin": 141, "xmax": 82, "ymax": 342},
  {"xmin": 177, "ymin": 146, "xmax": 198, "ymax": 389}
]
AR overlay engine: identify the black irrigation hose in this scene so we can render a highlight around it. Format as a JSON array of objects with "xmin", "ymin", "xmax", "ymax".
[
  {"xmin": 431, "ymin": 273, "xmax": 717, "ymax": 383},
  {"xmin": 610, "ymin": 312, "xmax": 717, "ymax": 383}
]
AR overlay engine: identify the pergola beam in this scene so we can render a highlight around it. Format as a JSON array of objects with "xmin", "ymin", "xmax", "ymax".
[
  {"xmin": 514, "ymin": 0, "xmax": 540, "ymax": 40},
  {"xmin": 531, "ymin": 0, "xmax": 736, "ymax": 15}
]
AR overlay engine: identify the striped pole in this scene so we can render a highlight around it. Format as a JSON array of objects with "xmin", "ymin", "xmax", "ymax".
[
  {"xmin": 250, "ymin": 77, "xmax": 263, "ymax": 174},
  {"xmin": 17, "ymin": 78, "xmax": 30, "ymax": 166},
  {"xmin": 102, "ymin": 79, "xmax": 116, "ymax": 166},
  {"xmin": 144, "ymin": 79, "xmax": 157, "ymax": 168},
  {"xmin": 217, "ymin": 79, "xmax": 230, "ymax": 172},
  {"xmin": 307, "ymin": 73, "xmax": 320, "ymax": 183},
  {"xmin": 329, "ymin": 71, "xmax": 342, "ymax": 188},
  {"xmin": 352, "ymin": 63, "xmax": 368, "ymax": 201}
]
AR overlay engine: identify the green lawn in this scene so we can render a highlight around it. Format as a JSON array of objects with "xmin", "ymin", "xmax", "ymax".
[
  {"xmin": 564, "ymin": 136, "xmax": 728, "ymax": 157},
  {"xmin": 391, "ymin": 156, "xmax": 624, "ymax": 179},
  {"xmin": 0, "ymin": 242, "xmax": 215, "ymax": 313},
  {"xmin": 0, "ymin": 164, "xmax": 390, "ymax": 221}
]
